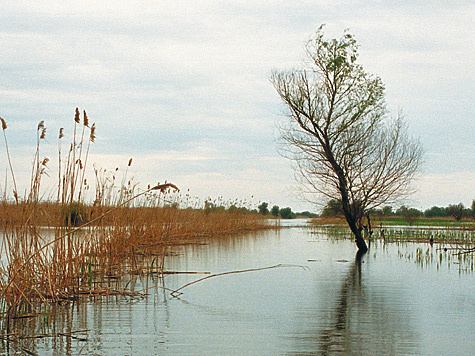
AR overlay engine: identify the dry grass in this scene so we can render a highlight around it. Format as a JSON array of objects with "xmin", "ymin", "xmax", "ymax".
[{"xmin": 0, "ymin": 109, "xmax": 273, "ymax": 318}]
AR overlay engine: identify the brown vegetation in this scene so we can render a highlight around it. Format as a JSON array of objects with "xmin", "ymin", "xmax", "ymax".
[{"xmin": 0, "ymin": 110, "xmax": 272, "ymax": 317}]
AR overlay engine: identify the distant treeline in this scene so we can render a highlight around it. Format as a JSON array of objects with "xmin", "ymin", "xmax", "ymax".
[
  {"xmin": 257, "ymin": 202, "xmax": 317, "ymax": 219},
  {"xmin": 321, "ymin": 199, "xmax": 475, "ymax": 222},
  {"xmin": 186, "ymin": 199, "xmax": 474, "ymax": 222}
]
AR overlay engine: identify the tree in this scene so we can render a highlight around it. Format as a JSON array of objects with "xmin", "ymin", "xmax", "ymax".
[
  {"xmin": 279, "ymin": 207, "xmax": 296, "ymax": 219},
  {"xmin": 471, "ymin": 200, "xmax": 475, "ymax": 220},
  {"xmin": 271, "ymin": 205, "xmax": 280, "ymax": 217},
  {"xmin": 297, "ymin": 211, "xmax": 317, "ymax": 218},
  {"xmin": 272, "ymin": 26, "xmax": 422, "ymax": 253},
  {"xmin": 321, "ymin": 199, "xmax": 343, "ymax": 217},
  {"xmin": 445, "ymin": 203, "xmax": 465, "ymax": 221},
  {"xmin": 424, "ymin": 206, "xmax": 446, "ymax": 218},
  {"xmin": 382, "ymin": 206, "xmax": 393, "ymax": 216},
  {"xmin": 258, "ymin": 202, "xmax": 269, "ymax": 215},
  {"xmin": 396, "ymin": 206, "xmax": 422, "ymax": 226}
]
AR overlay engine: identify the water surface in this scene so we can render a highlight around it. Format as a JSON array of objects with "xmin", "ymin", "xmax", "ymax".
[{"xmin": 2, "ymin": 225, "xmax": 474, "ymax": 355}]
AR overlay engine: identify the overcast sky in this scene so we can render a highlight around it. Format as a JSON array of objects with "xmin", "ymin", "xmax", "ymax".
[{"xmin": 0, "ymin": 1, "xmax": 474, "ymax": 212}]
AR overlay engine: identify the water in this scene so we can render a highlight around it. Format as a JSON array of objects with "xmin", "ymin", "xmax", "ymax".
[{"xmin": 2, "ymin": 224, "xmax": 474, "ymax": 355}]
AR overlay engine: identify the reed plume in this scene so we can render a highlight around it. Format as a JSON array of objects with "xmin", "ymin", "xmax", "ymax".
[
  {"xmin": 0, "ymin": 117, "xmax": 18, "ymax": 203},
  {"xmin": 0, "ymin": 109, "xmax": 271, "ymax": 319}
]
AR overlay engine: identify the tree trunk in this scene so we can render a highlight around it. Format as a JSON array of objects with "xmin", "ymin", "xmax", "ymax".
[
  {"xmin": 322, "ymin": 141, "xmax": 369, "ymax": 253},
  {"xmin": 339, "ymin": 191, "xmax": 368, "ymax": 253},
  {"xmin": 353, "ymin": 228, "xmax": 368, "ymax": 253},
  {"xmin": 339, "ymin": 202, "xmax": 368, "ymax": 253}
]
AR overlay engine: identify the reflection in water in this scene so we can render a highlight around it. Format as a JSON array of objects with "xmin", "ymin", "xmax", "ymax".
[
  {"xmin": 318, "ymin": 251, "xmax": 365, "ymax": 354},
  {"xmin": 0, "ymin": 274, "xmax": 168, "ymax": 355},
  {"xmin": 0, "ymin": 228, "xmax": 473, "ymax": 355},
  {"xmin": 290, "ymin": 250, "xmax": 419, "ymax": 355}
]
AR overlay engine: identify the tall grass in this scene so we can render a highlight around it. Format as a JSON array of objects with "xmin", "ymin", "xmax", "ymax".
[{"xmin": 0, "ymin": 109, "xmax": 272, "ymax": 317}]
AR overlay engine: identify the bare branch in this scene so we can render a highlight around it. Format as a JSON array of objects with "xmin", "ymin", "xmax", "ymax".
[{"xmin": 271, "ymin": 27, "xmax": 422, "ymax": 253}]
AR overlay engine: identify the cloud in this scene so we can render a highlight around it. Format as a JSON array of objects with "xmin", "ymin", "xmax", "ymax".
[
  {"xmin": 0, "ymin": 0, "xmax": 473, "ymax": 212},
  {"xmin": 413, "ymin": 171, "xmax": 475, "ymax": 209}
]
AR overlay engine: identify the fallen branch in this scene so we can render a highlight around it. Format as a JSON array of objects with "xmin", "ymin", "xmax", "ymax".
[
  {"xmin": 456, "ymin": 247, "xmax": 475, "ymax": 255},
  {"xmin": 437, "ymin": 246, "xmax": 475, "ymax": 255},
  {"xmin": 170, "ymin": 263, "xmax": 306, "ymax": 297},
  {"xmin": 161, "ymin": 271, "xmax": 211, "ymax": 275}
]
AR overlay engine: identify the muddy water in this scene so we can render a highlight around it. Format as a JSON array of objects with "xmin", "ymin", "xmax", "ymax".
[{"xmin": 2, "ymin": 224, "xmax": 474, "ymax": 355}]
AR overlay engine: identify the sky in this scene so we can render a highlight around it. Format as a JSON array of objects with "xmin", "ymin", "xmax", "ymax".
[{"xmin": 0, "ymin": 0, "xmax": 474, "ymax": 213}]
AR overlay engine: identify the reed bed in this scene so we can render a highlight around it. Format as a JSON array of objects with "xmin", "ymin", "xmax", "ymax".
[
  {"xmin": 311, "ymin": 224, "xmax": 475, "ymax": 245},
  {"xmin": 384, "ymin": 228, "xmax": 475, "ymax": 273},
  {"xmin": 0, "ymin": 110, "xmax": 272, "ymax": 318},
  {"xmin": 396, "ymin": 243, "xmax": 475, "ymax": 274},
  {"xmin": 311, "ymin": 216, "xmax": 475, "ymax": 229},
  {"xmin": 380, "ymin": 227, "xmax": 475, "ymax": 244},
  {"xmin": 312, "ymin": 225, "xmax": 475, "ymax": 273}
]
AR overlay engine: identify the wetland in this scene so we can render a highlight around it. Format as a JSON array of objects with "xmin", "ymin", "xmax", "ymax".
[{"xmin": 1, "ymin": 223, "xmax": 473, "ymax": 355}]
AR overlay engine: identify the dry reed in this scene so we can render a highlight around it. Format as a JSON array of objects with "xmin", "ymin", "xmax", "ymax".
[{"xmin": 0, "ymin": 109, "xmax": 274, "ymax": 318}]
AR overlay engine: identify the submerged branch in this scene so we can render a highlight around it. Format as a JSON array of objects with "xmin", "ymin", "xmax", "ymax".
[{"xmin": 170, "ymin": 264, "xmax": 307, "ymax": 297}]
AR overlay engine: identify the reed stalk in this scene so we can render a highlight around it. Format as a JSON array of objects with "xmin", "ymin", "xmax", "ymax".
[
  {"xmin": 0, "ymin": 109, "xmax": 273, "ymax": 318},
  {"xmin": 0, "ymin": 117, "xmax": 18, "ymax": 204}
]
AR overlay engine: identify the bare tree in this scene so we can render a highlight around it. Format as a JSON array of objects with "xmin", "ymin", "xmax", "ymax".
[{"xmin": 272, "ymin": 26, "xmax": 422, "ymax": 252}]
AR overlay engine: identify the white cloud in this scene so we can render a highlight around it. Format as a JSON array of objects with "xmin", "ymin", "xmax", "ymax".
[
  {"xmin": 413, "ymin": 171, "xmax": 475, "ymax": 209},
  {"xmin": 0, "ymin": 0, "xmax": 473, "ymax": 211}
]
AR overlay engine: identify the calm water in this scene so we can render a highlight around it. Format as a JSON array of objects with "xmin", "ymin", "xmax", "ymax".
[{"xmin": 2, "ymin": 223, "xmax": 474, "ymax": 355}]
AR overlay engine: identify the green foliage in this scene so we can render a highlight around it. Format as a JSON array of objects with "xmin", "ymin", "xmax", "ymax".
[
  {"xmin": 204, "ymin": 200, "xmax": 226, "ymax": 214},
  {"xmin": 270, "ymin": 205, "xmax": 280, "ymax": 217},
  {"xmin": 62, "ymin": 201, "xmax": 89, "ymax": 227},
  {"xmin": 424, "ymin": 206, "xmax": 446, "ymax": 218},
  {"xmin": 396, "ymin": 206, "xmax": 422, "ymax": 226},
  {"xmin": 321, "ymin": 199, "xmax": 343, "ymax": 217},
  {"xmin": 258, "ymin": 202, "xmax": 269, "ymax": 215},
  {"xmin": 297, "ymin": 211, "xmax": 317, "ymax": 218},
  {"xmin": 382, "ymin": 206, "xmax": 393, "ymax": 216},
  {"xmin": 368, "ymin": 205, "xmax": 393, "ymax": 216},
  {"xmin": 204, "ymin": 200, "xmax": 214, "ymax": 214},
  {"xmin": 471, "ymin": 200, "xmax": 475, "ymax": 220},
  {"xmin": 279, "ymin": 207, "xmax": 296, "ymax": 219},
  {"xmin": 445, "ymin": 203, "xmax": 465, "ymax": 221},
  {"xmin": 226, "ymin": 204, "xmax": 253, "ymax": 215},
  {"xmin": 227, "ymin": 204, "xmax": 238, "ymax": 213}
]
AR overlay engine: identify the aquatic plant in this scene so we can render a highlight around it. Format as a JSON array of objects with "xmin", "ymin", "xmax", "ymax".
[
  {"xmin": 396, "ymin": 243, "xmax": 474, "ymax": 274},
  {"xmin": 312, "ymin": 225, "xmax": 474, "ymax": 273}
]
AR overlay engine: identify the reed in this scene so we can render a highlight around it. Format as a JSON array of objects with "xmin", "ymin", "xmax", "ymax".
[
  {"xmin": 380, "ymin": 227, "xmax": 475, "ymax": 244},
  {"xmin": 0, "ymin": 109, "xmax": 273, "ymax": 317},
  {"xmin": 313, "ymin": 225, "xmax": 475, "ymax": 244}
]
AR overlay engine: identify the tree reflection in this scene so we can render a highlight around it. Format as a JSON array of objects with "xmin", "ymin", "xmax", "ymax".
[
  {"xmin": 291, "ymin": 251, "xmax": 419, "ymax": 355},
  {"xmin": 318, "ymin": 250, "xmax": 364, "ymax": 354}
]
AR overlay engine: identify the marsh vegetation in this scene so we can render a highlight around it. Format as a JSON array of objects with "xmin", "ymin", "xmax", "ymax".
[
  {"xmin": 0, "ymin": 111, "xmax": 272, "ymax": 320},
  {"xmin": 0, "ymin": 110, "xmax": 472, "ymax": 355},
  {"xmin": 0, "ymin": 226, "xmax": 473, "ymax": 355}
]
